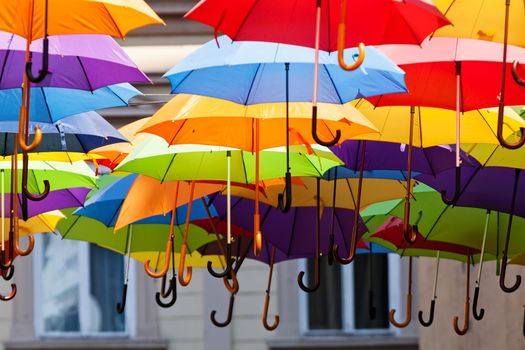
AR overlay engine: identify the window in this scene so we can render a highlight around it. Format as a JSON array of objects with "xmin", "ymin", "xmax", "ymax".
[
  {"xmin": 300, "ymin": 254, "xmax": 401, "ymax": 335},
  {"xmin": 33, "ymin": 234, "xmax": 135, "ymax": 337}
]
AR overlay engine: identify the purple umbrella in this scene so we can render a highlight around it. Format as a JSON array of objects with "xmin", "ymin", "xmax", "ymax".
[
  {"xmin": 416, "ymin": 165, "xmax": 524, "ymax": 294},
  {"xmin": 2, "ymin": 187, "xmax": 90, "ymax": 218},
  {"xmin": 0, "ymin": 32, "xmax": 149, "ymax": 90}
]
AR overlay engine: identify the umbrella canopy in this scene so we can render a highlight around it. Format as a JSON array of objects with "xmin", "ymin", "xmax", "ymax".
[
  {"xmin": 0, "ymin": 83, "xmax": 141, "ymax": 124},
  {"xmin": 364, "ymin": 216, "xmax": 483, "ymax": 263},
  {"xmin": 0, "ymin": 0, "xmax": 164, "ymax": 40},
  {"xmin": 432, "ymin": 0, "xmax": 525, "ymax": 46},
  {"xmin": 463, "ymin": 141, "xmax": 525, "ymax": 169},
  {"xmin": 74, "ymin": 174, "xmax": 217, "ymax": 228},
  {"xmin": 352, "ymin": 101, "xmax": 525, "ymax": 146},
  {"xmin": 0, "ymin": 111, "xmax": 128, "ymax": 155},
  {"xmin": 184, "ymin": 0, "xmax": 449, "ymax": 50},
  {"xmin": 115, "ymin": 136, "xmax": 343, "ymax": 184},
  {"xmin": 368, "ymin": 37, "xmax": 525, "ymax": 110},
  {"xmin": 328, "ymin": 140, "xmax": 470, "ymax": 179},
  {"xmin": 0, "ymin": 32, "xmax": 149, "ymax": 90},
  {"xmin": 0, "ymin": 160, "xmax": 97, "ymax": 193},
  {"xmin": 2, "ymin": 210, "xmax": 64, "ymax": 236},
  {"xmin": 163, "ymin": 36, "xmax": 407, "ymax": 104},
  {"xmin": 138, "ymin": 94, "xmax": 378, "ymax": 151},
  {"xmin": 206, "ymin": 195, "xmax": 367, "ymax": 257},
  {"xmin": 227, "ymin": 176, "xmax": 409, "ymax": 211},
  {"xmin": 2, "ymin": 187, "xmax": 89, "ymax": 218}
]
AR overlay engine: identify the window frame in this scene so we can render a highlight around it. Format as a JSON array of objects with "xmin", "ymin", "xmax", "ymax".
[
  {"xmin": 33, "ymin": 235, "xmax": 137, "ymax": 339},
  {"xmin": 298, "ymin": 254, "xmax": 402, "ymax": 336}
]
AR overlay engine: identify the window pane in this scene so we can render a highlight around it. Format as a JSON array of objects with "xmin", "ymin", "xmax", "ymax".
[
  {"xmin": 41, "ymin": 235, "xmax": 80, "ymax": 332},
  {"xmin": 353, "ymin": 253, "xmax": 389, "ymax": 329},
  {"xmin": 88, "ymin": 244, "xmax": 125, "ymax": 333},
  {"xmin": 307, "ymin": 257, "xmax": 342, "ymax": 330}
]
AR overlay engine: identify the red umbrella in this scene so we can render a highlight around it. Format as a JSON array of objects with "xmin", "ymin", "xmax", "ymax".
[{"xmin": 365, "ymin": 37, "xmax": 525, "ymax": 243}]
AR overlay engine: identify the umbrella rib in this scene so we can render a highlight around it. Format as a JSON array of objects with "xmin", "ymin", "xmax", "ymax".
[
  {"xmin": 424, "ymin": 205, "xmax": 450, "ymax": 240},
  {"xmin": 322, "ymin": 64, "xmax": 344, "ymax": 104},
  {"xmin": 243, "ymin": 63, "xmax": 262, "ymax": 106},
  {"xmin": 230, "ymin": 0, "xmax": 260, "ymax": 41},
  {"xmin": 102, "ymin": 4, "xmax": 124, "ymax": 39},
  {"xmin": 60, "ymin": 215, "xmax": 81, "ymax": 240},
  {"xmin": 0, "ymin": 47, "xmax": 11, "ymax": 87},
  {"xmin": 40, "ymin": 88, "xmax": 54, "ymax": 123},
  {"xmin": 417, "ymin": 106, "xmax": 424, "ymax": 148},
  {"xmin": 160, "ymin": 153, "xmax": 177, "ymax": 184},
  {"xmin": 76, "ymin": 56, "xmax": 95, "ymax": 92},
  {"xmin": 421, "ymin": 148, "xmax": 436, "ymax": 177},
  {"xmin": 168, "ymin": 118, "xmax": 188, "ymax": 146}
]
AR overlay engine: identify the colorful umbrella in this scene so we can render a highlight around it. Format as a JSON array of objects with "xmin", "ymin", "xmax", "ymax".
[{"xmin": 0, "ymin": 32, "xmax": 149, "ymax": 90}]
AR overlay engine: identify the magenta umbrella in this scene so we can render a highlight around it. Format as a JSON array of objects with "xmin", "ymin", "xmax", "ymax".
[
  {"xmin": 0, "ymin": 32, "xmax": 149, "ymax": 90},
  {"xmin": 367, "ymin": 37, "xmax": 525, "ymax": 205}
]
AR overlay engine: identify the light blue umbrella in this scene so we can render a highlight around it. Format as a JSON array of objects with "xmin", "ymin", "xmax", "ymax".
[
  {"xmin": 164, "ymin": 36, "xmax": 407, "ymax": 105},
  {"xmin": 0, "ymin": 83, "xmax": 140, "ymax": 124}
]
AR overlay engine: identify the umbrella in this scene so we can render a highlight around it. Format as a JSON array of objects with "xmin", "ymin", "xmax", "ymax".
[
  {"xmin": 431, "ymin": 0, "xmax": 525, "ymax": 147},
  {"xmin": 0, "ymin": 32, "xmax": 149, "ymax": 90},
  {"xmin": 367, "ymin": 37, "xmax": 525, "ymax": 205},
  {"xmin": 0, "ymin": 111, "xmax": 128, "ymax": 155},
  {"xmin": 364, "ymin": 216, "xmax": 482, "ymax": 334},
  {"xmin": 185, "ymin": 0, "xmax": 449, "ymax": 50}
]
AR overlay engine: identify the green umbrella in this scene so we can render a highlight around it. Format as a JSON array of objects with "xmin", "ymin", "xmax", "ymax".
[
  {"xmin": 360, "ymin": 185, "xmax": 519, "ymax": 335},
  {"xmin": 115, "ymin": 136, "xmax": 342, "ymax": 184},
  {"xmin": 0, "ymin": 159, "xmax": 97, "ymax": 193}
]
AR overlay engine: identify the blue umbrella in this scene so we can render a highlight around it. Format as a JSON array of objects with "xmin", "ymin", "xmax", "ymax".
[
  {"xmin": 74, "ymin": 174, "xmax": 216, "ymax": 228},
  {"xmin": 0, "ymin": 83, "xmax": 140, "ymax": 124},
  {"xmin": 0, "ymin": 111, "xmax": 128, "ymax": 155},
  {"xmin": 164, "ymin": 36, "xmax": 406, "ymax": 105}
]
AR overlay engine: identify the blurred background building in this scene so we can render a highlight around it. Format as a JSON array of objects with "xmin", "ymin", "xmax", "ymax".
[{"xmin": 0, "ymin": 1, "xmax": 523, "ymax": 350}]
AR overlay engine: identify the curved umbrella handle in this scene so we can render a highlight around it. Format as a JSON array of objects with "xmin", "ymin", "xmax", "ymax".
[
  {"xmin": 22, "ymin": 152, "xmax": 50, "ymax": 202},
  {"xmin": 262, "ymin": 292, "xmax": 280, "ymax": 331},
  {"xmin": 277, "ymin": 171, "xmax": 292, "ymax": 213},
  {"xmin": 18, "ymin": 128, "xmax": 43, "ymax": 152},
  {"xmin": 472, "ymin": 285, "xmax": 485, "ymax": 321},
  {"xmin": 116, "ymin": 283, "xmax": 128, "ymax": 314},
  {"xmin": 441, "ymin": 166, "xmax": 461, "ymax": 205},
  {"xmin": 418, "ymin": 299, "xmax": 436, "ymax": 327},
  {"xmin": 14, "ymin": 235, "xmax": 34, "ymax": 256},
  {"xmin": 337, "ymin": 0, "xmax": 366, "ymax": 71},
  {"xmin": 0, "ymin": 251, "xmax": 13, "ymax": 270},
  {"xmin": 497, "ymin": 102, "xmax": 525, "ymax": 149},
  {"xmin": 312, "ymin": 106, "xmax": 341, "ymax": 147},
  {"xmin": 453, "ymin": 300, "xmax": 470, "ymax": 336},
  {"xmin": 144, "ymin": 236, "xmax": 172, "ymax": 278},
  {"xmin": 159, "ymin": 272, "xmax": 175, "ymax": 299},
  {"xmin": 368, "ymin": 289, "xmax": 376, "ymax": 320},
  {"xmin": 223, "ymin": 271, "xmax": 239, "ymax": 294},
  {"xmin": 297, "ymin": 256, "xmax": 320, "ymax": 293},
  {"xmin": 499, "ymin": 255, "xmax": 521, "ymax": 293},
  {"xmin": 0, "ymin": 283, "xmax": 16, "ymax": 301},
  {"xmin": 1, "ymin": 264, "xmax": 14, "ymax": 281},
  {"xmin": 210, "ymin": 293, "xmax": 235, "ymax": 328},
  {"xmin": 512, "ymin": 60, "xmax": 525, "ymax": 87},
  {"xmin": 25, "ymin": 37, "xmax": 50, "ymax": 83},
  {"xmin": 155, "ymin": 275, "xmax": 177, "ymax": 308},
  {"xmin": 389, "ymin": 293, "xmax": 412, "ymax": 328},
  {"xmin": 178, "ymin": 243, "xmax": 193, "ymax": 286},
  {"xmin": 207, "ymin": 243, "xmax": 234, "ymax": 278}
]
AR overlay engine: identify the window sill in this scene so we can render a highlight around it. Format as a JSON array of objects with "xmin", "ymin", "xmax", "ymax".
[
  {"xmin": 267, "ymin": 335, "xmax": 418, "ymax": 350},
  {"xmin": 5, "ymin": 338, "xmax": 169, "ymax": 350}
]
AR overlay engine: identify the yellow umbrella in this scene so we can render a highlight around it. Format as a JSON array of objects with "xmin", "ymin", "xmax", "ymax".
[
  {"xmin": 3, "ymin": 210, "xmax": 64, "ymax": 238},
  {"xmin": 463, "ymin": 141, "xmax": 525, "ymax": 170}
]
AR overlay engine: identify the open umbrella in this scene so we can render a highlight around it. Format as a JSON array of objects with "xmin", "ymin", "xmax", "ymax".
[
  {"xmin": 0, "ymin": 32, "xmax": 149, "ymax": 90},
  {"xmin": 364, "ymin": 216, "xmax": 483, "ymax": 334}
]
